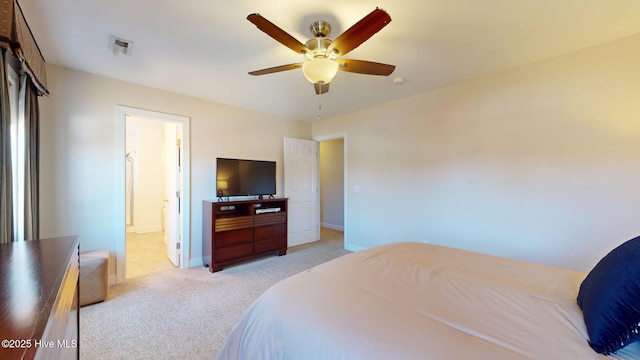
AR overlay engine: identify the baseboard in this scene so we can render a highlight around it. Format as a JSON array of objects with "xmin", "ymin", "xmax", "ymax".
[
  {"xmin": 321, "ymin": 223, "xmax": 344, "ymax": 231},
  {"xmin": 345, "ymin": 242, "xmax": 366, "ymax": 252}
]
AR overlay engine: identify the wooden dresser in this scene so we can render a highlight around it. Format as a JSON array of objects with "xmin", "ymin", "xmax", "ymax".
[
  {"xmin": 0, "ymin": 236, "xmax": 80, "ymax": 360},
  {"xmin": 203, "ymin": 198, "xmax": 288, "ymax": 272}
]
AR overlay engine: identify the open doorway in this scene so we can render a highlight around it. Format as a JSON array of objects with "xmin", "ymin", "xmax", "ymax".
[
  {"xmin": 125, "ymin": 116, "xmax": 176, "ymax": 278},
  {"xmin": 116, "ymin": 106, "xmax": 191, "ymax": 284},
  {"xmin": 315, "ymin": 133, "xmax": 347, "ymax": 248}
]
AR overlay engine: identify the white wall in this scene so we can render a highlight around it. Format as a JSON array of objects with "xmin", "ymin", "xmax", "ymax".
[
  {"xmin": 39, "ymin": 65, "xmax": 311, "ymax": 279},
  {"xmin": 319, "ymin": 139, "xmax": 344, "ymax": 230},
  {"xmin": 313, "ymin": 33, "xmax": 640, "ymax": 272}
]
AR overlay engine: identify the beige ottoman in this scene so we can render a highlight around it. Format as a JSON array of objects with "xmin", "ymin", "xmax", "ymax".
[{"xmin": 79, "ymin": 249, "xmax": 110, "ymax": 306}]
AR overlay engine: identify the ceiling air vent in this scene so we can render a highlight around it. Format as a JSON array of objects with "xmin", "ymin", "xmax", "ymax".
[{"xmin": 108, "ymin": 35, "xmax": 134, "ymax": 56}]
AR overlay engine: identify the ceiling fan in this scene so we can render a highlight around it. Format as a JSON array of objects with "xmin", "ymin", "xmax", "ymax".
[{"xmin": 247, "ymin": 7, "xmax": 396, "ymax": 95}]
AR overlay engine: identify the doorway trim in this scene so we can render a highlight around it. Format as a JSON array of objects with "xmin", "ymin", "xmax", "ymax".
[
  {"xmin": 115, "ymin": 105, "xmax": 191, "ymax": 284},
  {"xmin": 313, "ymin": 132, "xmax": 348, "ymax": 249}
]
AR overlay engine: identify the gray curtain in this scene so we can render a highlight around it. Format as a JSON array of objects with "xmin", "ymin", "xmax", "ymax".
[
  {"xmin": 21, "ymin": 74, "xmax": 39, "ymax": 240},
  {"xmin": 0, "ymin": 49, "xmax": 13, "ymax": 243},
  {"xmin": 0, "ymin": 1, "xmax": 46, "ymax": 243}
]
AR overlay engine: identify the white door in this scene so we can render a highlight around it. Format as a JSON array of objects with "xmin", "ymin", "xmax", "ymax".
[
  {"xmin": 284, "ymin": 137, "xmax": 320, "ymax": 246},
  {"xmin": 165, "ymin": 123, "xmax": 180, "ymax": 266}
]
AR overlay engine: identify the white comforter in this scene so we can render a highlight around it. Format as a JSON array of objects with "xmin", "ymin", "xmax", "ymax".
[{"xmin": 217, "ymin": 242, "xmax": 640, "ymax": 359}]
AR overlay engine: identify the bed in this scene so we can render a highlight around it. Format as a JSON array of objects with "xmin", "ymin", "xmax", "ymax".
[{"xmin": 217, "ymin": 240, "xmax": 640, "ymax": 359}]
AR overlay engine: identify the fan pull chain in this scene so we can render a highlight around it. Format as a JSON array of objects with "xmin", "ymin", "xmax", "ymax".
[{"xmin": 317, "ymin": 93, "xmax": 323, "ymax": 121}]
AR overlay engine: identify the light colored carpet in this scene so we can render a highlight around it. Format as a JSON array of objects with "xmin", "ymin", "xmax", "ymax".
[{"xmin": 79, "ymin": 229, "xmax": 350, "ymax": 360}]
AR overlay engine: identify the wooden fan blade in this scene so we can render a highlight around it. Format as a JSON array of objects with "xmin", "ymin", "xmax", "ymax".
[
  {"xmin": 337, "ymin": 59, "xmax": 395, "ymax": 76},
  {"xmin": 247, "ymin": 14, "xmax": 308, "ymax": 54},
  {"xmin": 314, "ymin": 82, "xmax": 330, "ymax": 95},
  {"xmin": 327, "ymin": 8, "xmax": 391, "ymax": 57},
  {"xmin": 249, "ymin": 63, "xmax": 302, "ymax": 76}
]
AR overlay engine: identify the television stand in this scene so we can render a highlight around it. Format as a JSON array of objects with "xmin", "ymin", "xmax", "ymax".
[{"xmin": 202, "ymin": 198, "xmax": 288, "ymax": 272}]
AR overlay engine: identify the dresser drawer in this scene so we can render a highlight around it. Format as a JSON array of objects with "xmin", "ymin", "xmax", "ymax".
[
  {"xmin": 214, "ymin": 243, "xmax": 253, "ymax": 262},
  {"xmin": 254, "ymin": 236, "xmax": 286, "ymax": 254},
  {"xmin": 255, "ymin": 223, "xmax": 286, "ymax": 240},
  {"xmin": 215, "ymin": 216, "xmax": 254, "ymax": 232},
  {"xmin": 215, "ymin": 228, "xmax": 253, "ymax": 247},
  {"xmin": 254, "ymin": 212, "xmax": 286, "ymax": 227}
]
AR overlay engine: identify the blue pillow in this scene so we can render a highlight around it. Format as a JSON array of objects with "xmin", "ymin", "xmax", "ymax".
[{"xmin": 577, "ymin": 235, "xmax": 640, "ymax": 354}]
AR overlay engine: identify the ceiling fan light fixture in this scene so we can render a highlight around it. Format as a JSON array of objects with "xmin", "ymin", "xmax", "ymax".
[
  {"xmin": 247, "ymin": 8, "xmax": 394, "ymax": 94},
  {"xmin": 302, "ymin": 57, "xmax": 339, "ymax": 84}
]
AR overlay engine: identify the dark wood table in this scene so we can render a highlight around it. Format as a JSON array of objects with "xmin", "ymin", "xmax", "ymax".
[{"xmin": 0, "ymin": 236, "xmax": 80, "ymax": 360}]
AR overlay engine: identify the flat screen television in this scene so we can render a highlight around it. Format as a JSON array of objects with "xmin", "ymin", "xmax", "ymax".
[{"xmin": 216, "ymin": 158, "xmax": 276, "ymax": 198}]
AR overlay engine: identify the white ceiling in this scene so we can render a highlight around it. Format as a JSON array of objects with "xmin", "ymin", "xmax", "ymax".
[{"xmin": 18, "ymin": 0, "xmax": 640, "ymax": 122}]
